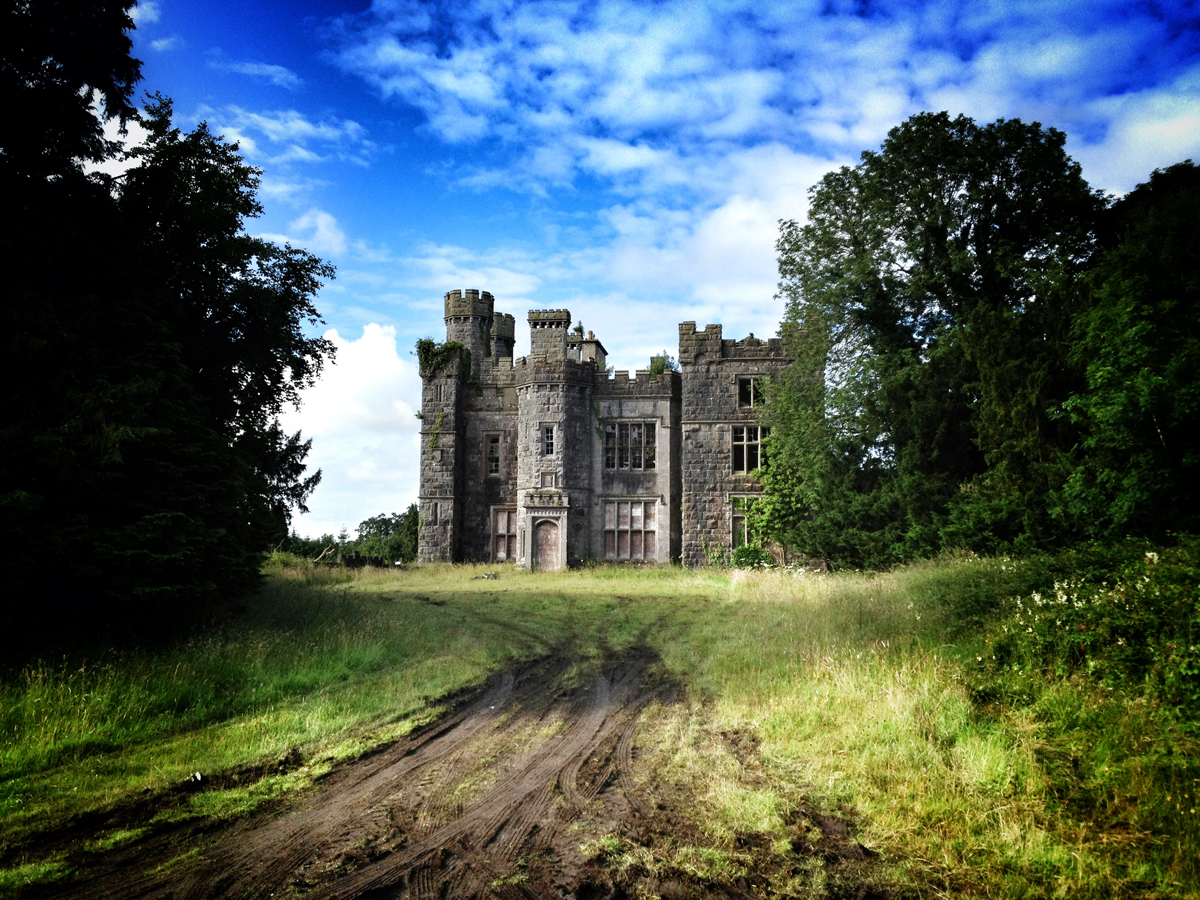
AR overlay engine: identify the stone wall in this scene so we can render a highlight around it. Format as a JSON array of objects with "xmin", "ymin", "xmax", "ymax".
[{"xmin": 678, "ymin": 323, "xmax": 791, "ymax": 566}]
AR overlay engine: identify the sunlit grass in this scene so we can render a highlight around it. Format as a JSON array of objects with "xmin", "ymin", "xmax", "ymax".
[{"xmin": 1, "ymin": 557, "xmax": 1195, "ymax": 898}]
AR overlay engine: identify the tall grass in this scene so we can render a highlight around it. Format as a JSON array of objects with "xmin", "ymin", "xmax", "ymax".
[{"xmin": 2, "ymin": 556, "xmax": 1195, "ymax": 897}]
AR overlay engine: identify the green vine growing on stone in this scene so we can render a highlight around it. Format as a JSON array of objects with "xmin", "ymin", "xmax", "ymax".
[
  {"xmin": 430, "ymin": 410, "xmax": 444, "ymax": 449},
  {"xmin": 592, "ymin": 403, "xmax": 606, "ymax": 440},
  {"xmin": 416, "ymin": 338, "xmax": 471, "ymax": 378}
]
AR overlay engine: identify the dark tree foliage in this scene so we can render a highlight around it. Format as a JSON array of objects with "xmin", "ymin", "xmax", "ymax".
[
  {"xmin": 763, "ymin": 113, "xmax": 1104, "ymax": 567},
  {"xmin": 1, "ymin": 5, "xmax": 333, "ymax": 627},
  {"xmin": 1, "ymin": 0, "xmax": 140, "ymax": 181},
  {"xmin": 1064, "ymin": 161, "xmax": 1200, "ymax": 539},
  {"xmin": 353, "ymin": 505, "xmax": 420, "ymax": 564}
]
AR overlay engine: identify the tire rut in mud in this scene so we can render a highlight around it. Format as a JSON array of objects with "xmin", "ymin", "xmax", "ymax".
[{"xmin": 52, "ymin": 647, "xmax": 669, "ymax": 900}]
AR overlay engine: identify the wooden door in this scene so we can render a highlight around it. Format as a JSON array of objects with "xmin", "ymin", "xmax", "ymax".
[{"xmin": 534, "ymin": 520, "xmax": 560, "ymax": 571}]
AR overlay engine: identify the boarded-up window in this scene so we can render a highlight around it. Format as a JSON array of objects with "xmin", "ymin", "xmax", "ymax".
[
  {"xmin": 603, "ymin": 500, "xmax": 658, "ymax": 561},
  {"xmin": 493, "ymin": 508, "xmax": 517, "ymax": 561}
]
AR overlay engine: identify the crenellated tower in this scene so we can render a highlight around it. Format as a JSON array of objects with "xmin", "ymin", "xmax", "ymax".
[{"xmin": 444, "ymin": 288, "xmax": 495, "ymax": 379}]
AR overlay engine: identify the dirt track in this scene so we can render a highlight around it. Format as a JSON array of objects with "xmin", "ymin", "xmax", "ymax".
[
  {"xmin": 31, "ymin": 647, "xmax": 885, "ymax": 900},
  {"xmin": 47, "ymin": 648, "xmax": 674, "ymax": 899}
]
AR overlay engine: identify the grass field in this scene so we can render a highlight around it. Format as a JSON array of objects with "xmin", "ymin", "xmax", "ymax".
[{"xmin": 2, "ymin": 556, "xmax": 1197, "ymax": 897}]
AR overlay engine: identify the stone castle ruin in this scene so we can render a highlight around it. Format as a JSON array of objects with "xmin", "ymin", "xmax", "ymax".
[{"xmin": 418, "ymin": 289, "xmax": 791, "ymax": 568}]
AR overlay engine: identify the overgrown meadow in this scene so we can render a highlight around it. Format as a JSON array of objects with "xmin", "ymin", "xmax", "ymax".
[{"xmin": 2, "ymin": 550, "xmax": 1197, "ymax": 897}]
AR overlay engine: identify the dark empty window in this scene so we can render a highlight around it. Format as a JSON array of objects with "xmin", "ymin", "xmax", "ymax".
[
  {"xmin": 732, "ymin": 425, "xmax": 769, "ymax": 473},
  {"xmin": 604, "ymin": 422, "xmax": 656, "ymax": 470},
  {"xmin": 738, "ymin": 377, "xmax": 764, "ymax": 408}
]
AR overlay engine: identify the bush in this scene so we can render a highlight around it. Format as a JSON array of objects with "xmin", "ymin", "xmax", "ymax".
[
  {"xmin": 731, "ymin": 545, "xmax": 774, "ymax": 568},
  {"xmin": 988, "ymin": 535, "xmax": 1200, "ymax": 718}
]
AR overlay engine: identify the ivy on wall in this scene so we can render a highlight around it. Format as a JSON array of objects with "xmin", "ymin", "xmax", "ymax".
[{"xmin": 416, "ymin": 338, "xmax": 471, "ymax": 377}]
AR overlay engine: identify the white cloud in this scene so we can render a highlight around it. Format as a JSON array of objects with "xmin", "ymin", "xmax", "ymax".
[
  {"xmin": 1070, "ymin": 66, "xmax": 1200, "ymax": 194},
  {"xmin": 280, "ymin": 324, "xmax": 423, "ymax": 537},
  {"xmin": 210, "ymin": 58, "xmax": 304, "ymax": 90},
  {"xmin": 203, "ymin": 106, "xmax": 375, "ymax": 168},
  {"xmin": 150, "ymin": 35, "xmax": 181, "ymax": 52},
  {"xmin": 131, "ymin": 0, "xmax": 161, "ymax": 25},
  {"xmin": 83, "ymin": 102, "xmax": 150, "ymax": 179},
  {"xmin": 262, "ymin": 207, "xmax": 349, "ymax": 256}
]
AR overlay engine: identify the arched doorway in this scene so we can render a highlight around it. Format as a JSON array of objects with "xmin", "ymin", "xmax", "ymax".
[{"xmin": 533, "ymin": 519, "xmax": 560, "ymax": 571}]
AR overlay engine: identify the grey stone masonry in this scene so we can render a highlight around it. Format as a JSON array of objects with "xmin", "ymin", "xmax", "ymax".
[
  {"xmin": 417, "ymin": 291, "xmax": 790, "ymax": 568},
  {"xmin": 678, "ymin": 323, "xmax": 791, "ymax": 567}
]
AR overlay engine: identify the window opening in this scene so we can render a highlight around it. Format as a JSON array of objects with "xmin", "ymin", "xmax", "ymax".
[
  {"xmin": 731, "ymin": 496, "xmax": 760, "ymax": 548},
  {"xmin": 493, "ymin": 508, "xmax": 518, "ymax": 561},
  {"xmin": 542, "ymin": 425, "xmax": 555, "ymax": 456},
  {"xmin": 603, "ymin": 500, "xmax": 657, "ymax": 560},
  {"xmin": 486, "ymin": 435, "xmax": 500, "ymax": 475},
  {"xmin": 429, "ymin": 501, "xmax": 439, "ymax": 526},
  {"xmin": 732, "ymin": 425, "xmax": 769, "ymax": 473},
  {"xmin": 604, "ymin": 422, "xmax": 656, "ymax": 470},
  {"xmin": 738, "ymin": 377, "xmax": 764, "ymax": 408}
]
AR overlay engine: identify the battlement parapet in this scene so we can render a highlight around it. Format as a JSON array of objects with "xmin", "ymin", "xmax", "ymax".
[
  {"xmin": 528, "ymin": 309, "xmax": 571, "ymax": 327},
  {"xmin": 492, "ymin": 313, "xmax": 516, "ymax": 339},
  {"xmin": 513, "ymin": 356, "xmax": 595, "ymax": 387},
  {"xmin": 444, "ymin": 288, "xmax": 495, "ymax": 320},
  {"xmin": 721, "ymin": 334, "xmax": 786, "ymax": 359},
  {"xmin": 678, "ymin": 322, "xmax": 723, "ymax": 364},
  {"xmin": 596, "ymin": 369, "xmax": 681, "ymax": 397}
]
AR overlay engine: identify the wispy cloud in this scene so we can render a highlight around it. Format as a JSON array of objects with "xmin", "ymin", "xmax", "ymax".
[
  {"xmin": 150, "ymin": 35, "xmax": 181, "ymax": 52},
  {"xmin": 208, "ymin": 55, "xmax": 304, "ymax": 90},
  {"xmin": 260, "ymin": 207, "xmax": 349, "ymax": 256},
  {"xmin": 202, "ymin": 105, "xmax": 375, "ymax": 167}
]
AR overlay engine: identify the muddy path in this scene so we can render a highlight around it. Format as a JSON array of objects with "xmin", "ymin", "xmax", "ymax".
[{"xmin": 28, "ymin": 646, "xmax": 887, "ymax": 900}]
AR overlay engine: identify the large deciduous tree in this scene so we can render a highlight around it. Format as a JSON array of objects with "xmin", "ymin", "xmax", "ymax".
[
  {"xmin": 1064, "ymin": 160, "xmax": 1200, "ymax": 539},
  {"xmin": 763, "ymin": 113, "xmax": 1104, "ymax": 566}
]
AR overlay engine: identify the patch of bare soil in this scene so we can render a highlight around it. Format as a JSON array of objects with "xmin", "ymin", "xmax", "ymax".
[{"xmin": 23, "ymin": 648, "xmax": 895, "ymax": 899}]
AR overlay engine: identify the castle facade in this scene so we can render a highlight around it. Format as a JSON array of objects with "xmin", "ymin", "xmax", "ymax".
[{"xmin": 418, "ymin": 289, "xmax": 790, "ymax": 568}]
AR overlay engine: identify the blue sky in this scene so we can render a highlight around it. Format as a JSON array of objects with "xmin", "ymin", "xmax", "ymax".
[{"xmin": 118, "ymin": 0, "xmax": 1200, "ymax": 538}]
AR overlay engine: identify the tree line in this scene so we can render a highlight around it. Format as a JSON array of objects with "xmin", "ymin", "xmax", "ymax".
[
  {"xmin": 2, "ymin": 1, "xmax": 334, "ymax": 627},
  {"xmin": 280, "ymin": 505, "xmax": 420, "ymax": 567},
  {"xmin": 758, "ymin": 112, "xmax": 1198, "ymax": 568}
]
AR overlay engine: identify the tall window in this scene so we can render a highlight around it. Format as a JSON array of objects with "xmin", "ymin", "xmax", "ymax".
[
  {"xmin": 732, "ymin": 425, "xmax": 769, "ymax": 473},
  {"xmin": 603, "ymin": 500, "xmax": 657, "ymax": 560},
  {"xmin": 542, "ymin": 425, "xmax": 555, "ymax": 456},
  {"xmin": 486, "ymin": 435, "xmax": 501, "ymax": 475},
  {"xmin": 731, "ymin": 496, "xmax": 760, "ymax": 548},
  {"xmin": 738, "ymin": 377, "xmax": 764, "ymax": 408},
  {"xmin": 604, "ymin": 422, "xmax": 656, "ymax": 470},
  {"xmin": 493, "ymin": 508, "xmax": 517, "ymax": 561}
]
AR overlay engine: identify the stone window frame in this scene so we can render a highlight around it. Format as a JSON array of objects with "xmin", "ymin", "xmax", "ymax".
[
  {"xmin": 603, "ymin": 421, "xmax": 657, "ymax": 471},
  {"xmin": 491, "ymin": 506, "xmax": 518, "ymax": 562},
  {"xmin": 731, "ymin": 424, "xmax": 770, "ymax": 473},
  {"xmin": 541, "ymin": 424, "xmax": 556, "ymax": 456},
  {"xmin": 484, "ymin": 433, "xmax": 502, "ymax": 477},
  {"xmin": 730, "ymin": 495, "xmax": 761, "ymax": 549},
  {"xmin": 737, "ymin": 376, "xmax": 765, "ymax": 409},
  {"xmin": 427, "ymin": 500, "xmax": 439, "ymax": 526},
  {"xmin": 602, "ymin": 497, "xmax": 658, "ymax": 561}
]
